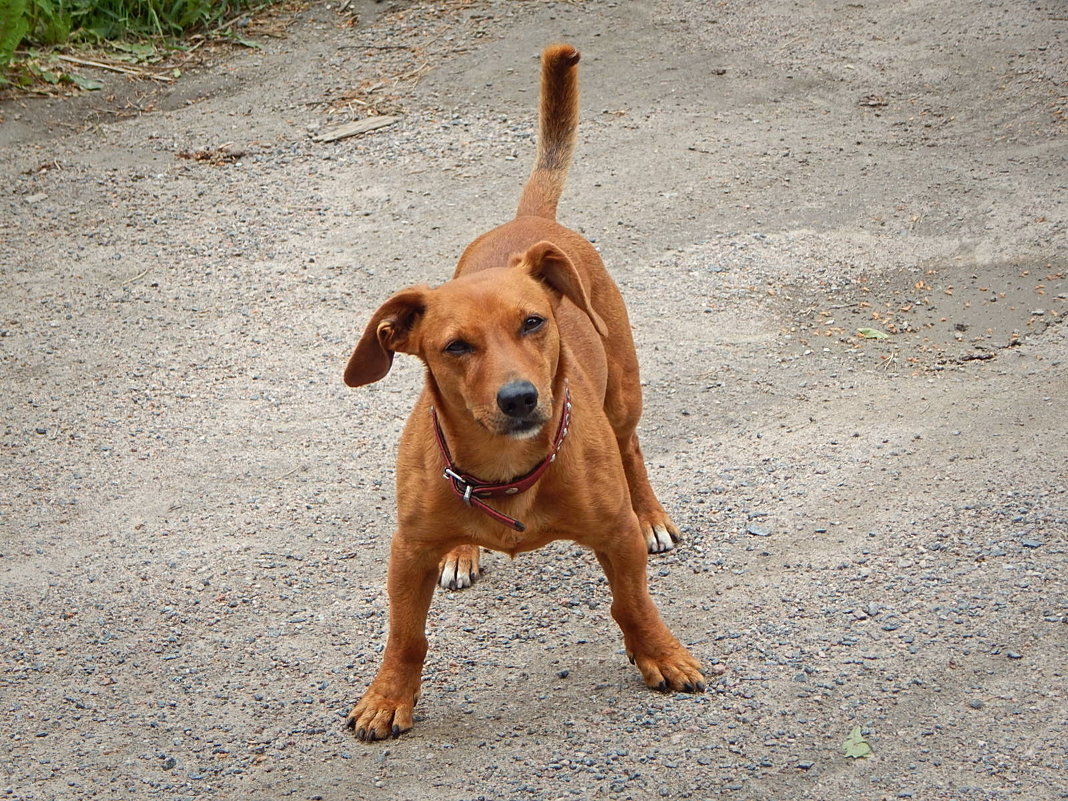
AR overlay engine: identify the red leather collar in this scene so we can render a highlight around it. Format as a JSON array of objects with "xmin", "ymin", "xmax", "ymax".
[{"xmin": 429, "ymin": 385, "xmax": 572, "ymax": 532}]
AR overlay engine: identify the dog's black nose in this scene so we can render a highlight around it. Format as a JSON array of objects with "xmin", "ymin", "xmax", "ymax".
[{"xmin": 497, "ymin": 381, "xmax": 539, "ymax": 418}]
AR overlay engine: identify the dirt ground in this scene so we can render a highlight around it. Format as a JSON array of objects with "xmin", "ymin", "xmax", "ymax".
[{"xmin": 2, "ymin": 1, "xmax": 1065, "ymax": 799}]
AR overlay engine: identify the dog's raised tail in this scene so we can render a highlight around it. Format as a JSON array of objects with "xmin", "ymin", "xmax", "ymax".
[{"xmin": 515, "ymin": 44, "xmax": 581, "ymax": 221}]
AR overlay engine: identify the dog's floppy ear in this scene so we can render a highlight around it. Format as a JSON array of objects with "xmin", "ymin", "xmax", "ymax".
[
  {"xmin": 513, "ymin": 241, "xmax": 608, "ymax": 337},
  {"xmin": 344, "ymin": 287, "xmax": 427, "ymax": 388}
]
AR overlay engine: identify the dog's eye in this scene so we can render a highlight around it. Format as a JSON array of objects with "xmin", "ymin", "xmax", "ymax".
[
  {"xmin": 522, "ymin": 315, "xmax": 546, "ymax": 334},
  {"xmin": 443, "ymin": 340, "xmax": 473, "ymax": 355}
]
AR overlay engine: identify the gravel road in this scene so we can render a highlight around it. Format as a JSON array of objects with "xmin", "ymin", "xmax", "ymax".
[{"xmin": 2, "ymin": 1, "xmax": 1065, "ymax": 799}]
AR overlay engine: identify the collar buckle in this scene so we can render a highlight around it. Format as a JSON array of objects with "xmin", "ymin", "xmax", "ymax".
[{"xmin": 443, "ymin": 467, "xmax": 475, "ymax": 506}]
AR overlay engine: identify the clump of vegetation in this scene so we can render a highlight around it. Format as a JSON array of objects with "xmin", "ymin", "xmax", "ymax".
[{"xmin": 1, "ymin": 0, "xmax": 270, "ymax": 85}]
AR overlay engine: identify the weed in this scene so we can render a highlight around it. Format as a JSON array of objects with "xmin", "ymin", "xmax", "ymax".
[{"xmin": 2, "ymin": 0, "xmax": 270, "ymax": 75}]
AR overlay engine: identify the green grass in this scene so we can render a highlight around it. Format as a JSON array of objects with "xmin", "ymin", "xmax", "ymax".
[{"xmin": 1, "ymin": 0, "xmax": 267, "ymax": 72}]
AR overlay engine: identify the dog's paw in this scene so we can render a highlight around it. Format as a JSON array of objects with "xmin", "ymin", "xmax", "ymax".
[
  {"xmin": 640, "ymin": 515, "xmax": 682, "ymax": 554},
  {"xmin": 629, "ymin": 645, "xmax": 707, "ymax": 693},
  {"xmin": 345, "ymin": 689, "xmax": 416, "ymax": 743},
  {"xmin": 438, "ymin": 544, "xmax": 482, "ymax": 591}
]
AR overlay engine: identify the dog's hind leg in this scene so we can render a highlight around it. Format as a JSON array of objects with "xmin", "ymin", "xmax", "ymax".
[{"xmin": 437, "ymin": 544, "xmax": 482, "ymax": 590}]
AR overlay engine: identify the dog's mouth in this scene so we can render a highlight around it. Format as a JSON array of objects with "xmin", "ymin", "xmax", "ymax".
[
  {"xmin": 503, "ymin": 416, "xmax": 547, "ymax": 439},
  {"xmin": 477, "ymin": 408, "xmax": 550, "ymax": 439}
]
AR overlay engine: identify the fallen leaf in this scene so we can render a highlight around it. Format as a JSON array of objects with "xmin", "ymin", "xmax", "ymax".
[
  {"xmin": 843, "ymin": 726, "xmax": 873, "ymax": 759},
  {"xmin": 857, "ymin": 328, "xmax": 889, "ymax": 339},
  {"xmin": 177, "ymin": 147, "xmax": 246, "ymax": 166},
  {"xmin": 70, "ymin": 74, "xmax": 103, "ymax": 91}
]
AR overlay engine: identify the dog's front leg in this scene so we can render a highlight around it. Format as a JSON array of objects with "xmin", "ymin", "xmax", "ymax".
[
  {"xmin": 595, "ymin": 526, "xmax": 706, "ymax": 693},
  {"xmin": 347, "ymin": 534, "xmax": 438, "ymax": 741}
]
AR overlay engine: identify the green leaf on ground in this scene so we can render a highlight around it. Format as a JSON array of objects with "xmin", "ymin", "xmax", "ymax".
[
  {"xmin": 110, "ymin": 41, "xmax": 162, "ymax": 63},
  {"xmin": 857, "ymin": 327, "xmax": 890, "ymax": 339},
  {"xmin": 843, "ymin": 726, "xmax": 873, "ymax": 758},
  {"xmin": 225, "ymin": 33, "xmax": 263, "ymax": 49},
  {"xmin": 69, "ymin": 73, "xmax": 103, "ymax": 90}
]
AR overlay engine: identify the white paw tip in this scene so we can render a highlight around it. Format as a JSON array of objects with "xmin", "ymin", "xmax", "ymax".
[
  {"xmin": 439, "ymin": 562, "xmax": 477, "ymax": 590},
  {"xmin": 438, "ymin": 562, "xmax": 457, "ymax": 590},
  {"xmin": 649, "ymin": 525, "xmax": 676, "ymax": 553}
]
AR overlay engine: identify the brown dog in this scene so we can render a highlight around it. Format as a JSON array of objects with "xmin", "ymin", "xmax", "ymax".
[{"xmin": 343, "ymin": 44, "xmax": 705, "ymax": 742}]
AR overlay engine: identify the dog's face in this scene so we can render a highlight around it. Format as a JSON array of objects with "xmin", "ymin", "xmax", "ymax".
[
  {"xmin": 345, "ymin": 241, "xmax": 606, "ymax": 439},
  {"xmin": 418, "ymin": 270, "xmax": 560, "ymax": 438}
]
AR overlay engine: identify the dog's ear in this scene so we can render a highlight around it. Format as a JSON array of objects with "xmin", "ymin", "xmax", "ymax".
[
  {"xmin": 344, "ymin": 288, "xmax": 427, "ymax": 387},
  {"xmin": 513, "ymin": 241, "xmax": 608, "ymax": 337}
]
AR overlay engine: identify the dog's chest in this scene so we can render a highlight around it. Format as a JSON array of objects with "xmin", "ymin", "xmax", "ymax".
[{"xmin": 467, "ymin": 509, "xmax": 559, "ymax": 556}]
